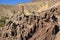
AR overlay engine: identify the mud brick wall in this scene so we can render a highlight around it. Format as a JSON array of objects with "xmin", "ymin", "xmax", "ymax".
[{"xmin": 0, "ymin": 5, "xmax": 60, "ymax": 40}]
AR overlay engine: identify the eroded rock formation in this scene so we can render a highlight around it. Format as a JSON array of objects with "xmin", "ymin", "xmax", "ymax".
[{"xmin": 0, "ymin": 1, "xmax": 60, "ymax": 40}]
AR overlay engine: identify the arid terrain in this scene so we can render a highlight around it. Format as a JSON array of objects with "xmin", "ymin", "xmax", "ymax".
[{"xmin": 0, "ymin": 0, "xmax": 60, "ymax": 40}]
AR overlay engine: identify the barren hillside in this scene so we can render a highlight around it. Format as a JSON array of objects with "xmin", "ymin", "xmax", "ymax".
[{"xmin": 0, "ymin": 0, "xmax": 60, "ymax": 40}]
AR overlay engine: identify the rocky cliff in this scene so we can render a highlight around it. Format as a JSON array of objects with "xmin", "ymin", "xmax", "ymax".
[{"xmin": 0, "ymin": 1, "xmax": 60, "ymax": 40}]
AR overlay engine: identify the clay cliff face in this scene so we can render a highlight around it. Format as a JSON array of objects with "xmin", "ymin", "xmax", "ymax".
[{"xmin": 0, "ymin": 1, "xmax": 60, "ymax": 40}]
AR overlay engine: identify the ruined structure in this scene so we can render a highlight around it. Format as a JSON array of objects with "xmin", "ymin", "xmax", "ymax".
[{"xmin": 0, "ymin": 0, "xmax": 60, "ymax": 40}]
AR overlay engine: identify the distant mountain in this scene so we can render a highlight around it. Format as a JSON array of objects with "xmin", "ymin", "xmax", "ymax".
[{"xmin": 32, "ymin": 0, "xmax": 60, "ymax": 2}]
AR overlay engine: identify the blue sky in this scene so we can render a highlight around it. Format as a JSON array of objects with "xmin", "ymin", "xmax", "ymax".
[{"xmin": 0, "ymin": 0, "xmax": 31, "ymax": 5}]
